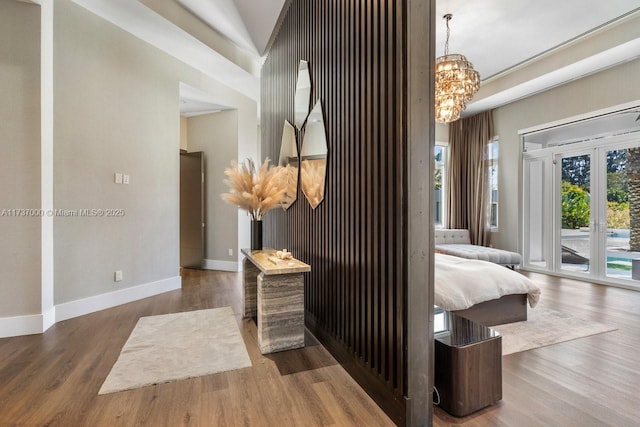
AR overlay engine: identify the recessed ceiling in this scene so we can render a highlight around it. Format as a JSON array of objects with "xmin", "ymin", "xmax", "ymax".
[
  {"xmin": 179, "ymin": 82, "xmax": 232, "ymax": 117},
  {"xmin": 74, "ymin": 0, "xmax": 639, "ymax": 117},
  {"xmin": 177, "ymin": 0, "xmax": 286, "ymax": 55},
  {"xmin": 523, "ymin": 106, "xmax": 640, "ymax": 149},
  {"xmin": 435, "ymin": 0, "xmax": 640, "ymax": 81}
]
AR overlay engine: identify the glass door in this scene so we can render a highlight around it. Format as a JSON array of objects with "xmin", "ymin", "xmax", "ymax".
[
  {"xmin": 550, "ymin": 142, "xmax": 640, "ymax": 285},
  {"xmin": 522, "ymin": 105, "xmax": 640, "ymax": 289},
  {"xmin": 604, "ymin": 148, "xmax": 640, "ymax": 283},
  {"xmin": 557, "ymin": 152, "xmax": 594, "ymax": 276}
]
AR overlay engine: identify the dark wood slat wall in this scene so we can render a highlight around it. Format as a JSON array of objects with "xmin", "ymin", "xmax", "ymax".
[{"xmin": 261, "ymin": 0, "xmax": 409, "ymax": 424}]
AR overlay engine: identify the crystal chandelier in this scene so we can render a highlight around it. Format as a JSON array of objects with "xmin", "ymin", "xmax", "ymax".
[{"xmin": 435, "ymin": 14, "xmax": 480, "ymax": 123}]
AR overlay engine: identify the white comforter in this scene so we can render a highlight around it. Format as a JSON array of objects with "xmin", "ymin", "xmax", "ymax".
[{"xmin": 435, "ymin": 253, "xmax": 541, "ymax": 311}]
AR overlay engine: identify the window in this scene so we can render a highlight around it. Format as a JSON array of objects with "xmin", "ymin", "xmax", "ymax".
[
  {"xmin": 434, "ymin": 144, "xmax": 447, "ymax": 227},
  {"xmin": 485, "ymin": 140, "xmax": 499, "ymax": 229}
]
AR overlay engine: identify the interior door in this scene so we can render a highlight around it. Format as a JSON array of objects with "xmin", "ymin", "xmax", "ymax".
[{"xmin": 180, "ymin": 151, "xmax": 205, "ymax": 268}]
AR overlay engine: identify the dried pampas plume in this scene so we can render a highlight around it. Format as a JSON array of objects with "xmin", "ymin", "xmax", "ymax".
[{"xmin": 221, "ymin": 158, "xmax": 287, "ymax": 220}]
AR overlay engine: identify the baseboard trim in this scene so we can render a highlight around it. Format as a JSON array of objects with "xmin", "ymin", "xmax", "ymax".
[
  {"xmin": 0, "ymin": 313, "xmax": 45, "ymax": 339},
  {"xmin": 203, "ymin": 259, "xmax": 238, "ymax": 272},
  {"xmin": 0, "ymin": 276, "xmax": 181, "ymax": 338},
  {"xmin": 42, "ymin": 306, "xmax": 56, "ymax": 331},
  {"xmin": 55, "ymin": 276, "xmax": 182, "ymax": 322},
  {"xmin": 0, "ymin": 306, "xmax": 59, "ymax": 338}
]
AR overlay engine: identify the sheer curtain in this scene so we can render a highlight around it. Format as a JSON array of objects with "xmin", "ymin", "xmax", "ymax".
[{"xmin": 445, "ymin": 110, "xmax": 494, "ymax": 246}]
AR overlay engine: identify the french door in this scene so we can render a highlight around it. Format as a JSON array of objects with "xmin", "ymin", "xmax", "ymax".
[
  {"xmin": 556, "ymin": 150, "xmax": 597, "ymax": 278},
  {"xmin": 523, "ymin": 134, "xmax": 640, "ymax": 289}
]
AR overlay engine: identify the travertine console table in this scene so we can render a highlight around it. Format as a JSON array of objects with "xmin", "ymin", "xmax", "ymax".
[{"xmin": 241, "ymin": 248, "xmax": 311, "ymax": 354}]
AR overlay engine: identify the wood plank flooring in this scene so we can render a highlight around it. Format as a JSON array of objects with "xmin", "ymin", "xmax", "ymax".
[
  {"xmin": 0, "ymin": 269, "xmax": 394, "ymax": 427},
  {"xmin": 2, "ymin": 269, "xmax": 640, "ymax": 426},
  {"xmin": 434, "ymin": 271, "xmax": 640, "ymax": 427}
]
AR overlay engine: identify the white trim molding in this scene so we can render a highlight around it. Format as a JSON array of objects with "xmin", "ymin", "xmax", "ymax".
[
  {"xmin": 42, "ymin": 306, "xmax": 56, "ymax": 331},
  {"xmin": 0, "ymin": 306, "xmax": 55, "ymax": 338},
  {"xmin": 203, "ymin": 259, "xmax": 239, "ymax": 272},
  {"xmin": 0, "ymin": 313, "xmax": 46, "ymax": 339},
  {"xmin": 55, "ymin": 276, "xmax": 182, "ymax": 322},
  {"xmin": 0, "ymin": 276, "xmax": 182, "ymax": 338}
]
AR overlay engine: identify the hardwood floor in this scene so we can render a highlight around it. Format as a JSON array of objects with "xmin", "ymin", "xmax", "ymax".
[
  {"xmin": 0, "ymin": 269, "xmax": 394, "ymax": 427},
  {"xmin": 2, "ymin": 270, "xmax": 640, "ymax": 426},
  {"xmin": 434, "ymin": 271, "xmax": 640, "ymax": 427}
]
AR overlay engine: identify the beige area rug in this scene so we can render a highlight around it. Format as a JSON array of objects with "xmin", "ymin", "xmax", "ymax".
[
  {"xmin": 99, "ymin": 307, "xmax": 252, "ymax": 394},
  {"xmin": 493, "ymin": 308, "xmax": 617, "ymax": 356}
]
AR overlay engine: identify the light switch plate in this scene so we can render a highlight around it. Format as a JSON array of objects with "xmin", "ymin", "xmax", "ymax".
[
  {"xmin": 123, "ymin": 174, "xmax": 130, "ymax": 185},
  {"xmin": 115, "ymin": 173, "xmax": 123, "ymax": 184}
]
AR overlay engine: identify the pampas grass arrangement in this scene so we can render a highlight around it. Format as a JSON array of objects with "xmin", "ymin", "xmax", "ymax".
[{"xmin": 221, "ymin": 158, "xmax": 287, "ymax": 220}]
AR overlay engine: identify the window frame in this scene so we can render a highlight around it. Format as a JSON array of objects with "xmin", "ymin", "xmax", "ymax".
[
  {"xmin": 434, "ymin": 142, "xmax": 448, "ymax": 228},
  {"xmin": 485, "ymin": 138, "xmax": 499, "ymax": 231}
]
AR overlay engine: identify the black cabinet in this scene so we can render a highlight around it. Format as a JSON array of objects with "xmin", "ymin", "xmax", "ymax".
[{"xmin": 434, "ymin": 308, "xmax": 502, "ymax": 417}]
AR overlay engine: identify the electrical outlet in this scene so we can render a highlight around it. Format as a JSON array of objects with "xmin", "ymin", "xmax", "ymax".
[
  {"xmin": 114, "ymin": 270, "xmax": 123, "ymax": 282},
  {"xmin": 123, "ymin": 174, "xmax": 130, "ymax": 185},
  {"xmin": 114, "ymin": 173, "xmax": 123, "ymax": 184},
  {"xmin": 228, "ymin": 248, "xmax": 233, "ymax": 257}
]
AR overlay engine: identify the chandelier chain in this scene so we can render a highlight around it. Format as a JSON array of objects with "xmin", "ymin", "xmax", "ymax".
[{"xmin": 444, "ymin": 14, "xmax": 451, "ymax": 56}]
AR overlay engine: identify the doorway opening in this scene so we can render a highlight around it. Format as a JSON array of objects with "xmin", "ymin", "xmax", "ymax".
[{"xmin": 178, "ymin": 82, "xmax": 237, "ymax": 271}]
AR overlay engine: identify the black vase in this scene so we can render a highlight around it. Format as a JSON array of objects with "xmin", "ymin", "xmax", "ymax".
[{"xmin": 251, "ymin": 220, "xmax": 263, "ymax": 251}]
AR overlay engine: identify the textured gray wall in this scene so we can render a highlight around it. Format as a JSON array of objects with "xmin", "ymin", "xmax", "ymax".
[
  {"xmin": 0, "ymin": 0, "xmax": 42, "ymax": 316},
  {"xmin": 52, "ymin": 0, "xmax": 256, "ymax": 304},
  {"xmin": 53, "ymin": 0, "xmax": 180, "ymax": 303}
]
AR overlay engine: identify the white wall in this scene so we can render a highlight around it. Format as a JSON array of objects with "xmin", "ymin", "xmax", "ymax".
[
  {"xmin": 0, "ymin": 0, "xmax": 42, "ymax": 317},
  {"xmin": 435, "ymin": 122, "xmax": 448, "ymax": 143},
  {"xmin": 54, "ymin": 0, "xmax": 182, "ymax": 304},
  {"xmin": 0, "ymin": 0, "xmax": 258, "ymax": 336},
  {"xmin": 53, "ymin": 0, "xmax": 257, "ymax": 306},
  {"xmin": 186, "ymin": 111, "xmax": 239, "ymax": 270},
  {"xmin": 180, "ymin": 116, "xmax": 188, "ymax": 151},
  {"xmin": 492, "ymin": 58, "xmax": 640, "ymax": 252}
]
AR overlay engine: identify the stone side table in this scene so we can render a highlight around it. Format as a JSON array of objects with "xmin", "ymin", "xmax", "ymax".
[{"xmin": 241, "ymin": 249, "xmax": 311, "ymax": 354}]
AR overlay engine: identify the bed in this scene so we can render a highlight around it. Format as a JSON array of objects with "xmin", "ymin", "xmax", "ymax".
[
  {"xmin": 435, "ymin": 253, "xmax": 541, "ymax": 326},
  {"xmin": 435, "ymin": 229, "xmax": 522, "ymax": 268}
]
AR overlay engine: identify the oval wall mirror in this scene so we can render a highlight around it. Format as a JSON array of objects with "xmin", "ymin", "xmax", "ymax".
[
  {"xmin": 300, "ymin": 100, "xmax": 328, "ymax": 209},
  {"xmin": 278, "ymin": 120, "xmax": 298, "ymax": 210},
  {"xmin": 294, "ymin": 61, "xmax": 311, "ymax": 130}
]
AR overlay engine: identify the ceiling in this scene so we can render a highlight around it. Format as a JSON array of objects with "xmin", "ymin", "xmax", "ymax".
[
  {"xmin": 179, "ymin": 83, "xmax": 232, "ymax": 117},
  {"xmin": 523, "ymin": 106, "xmax": 640, "ymax": 149},
  {"xmin": 434, "ymin": 0, "xmax": 640, "ymax": 80},
  {"xmin": 73, "ymin": 0, "xmax": 640, "ymax": 116},
  {"xmin": 177, "ymin": 0, "xmax": 639, "ymax": 79},
  {"xmin": 176, "ymin": 0, "xmax": 286, "ymax": 55}
]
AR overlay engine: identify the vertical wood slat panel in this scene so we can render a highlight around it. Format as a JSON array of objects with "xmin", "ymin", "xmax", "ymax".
[{"xmin": 261, "ymin": 0, "xmax": 407, "ymax": 424}]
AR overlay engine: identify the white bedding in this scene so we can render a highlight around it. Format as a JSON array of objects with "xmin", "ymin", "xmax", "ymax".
[{"xmin": 435, "ymin": 253, "xmax": 541, "ymax": 311}]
